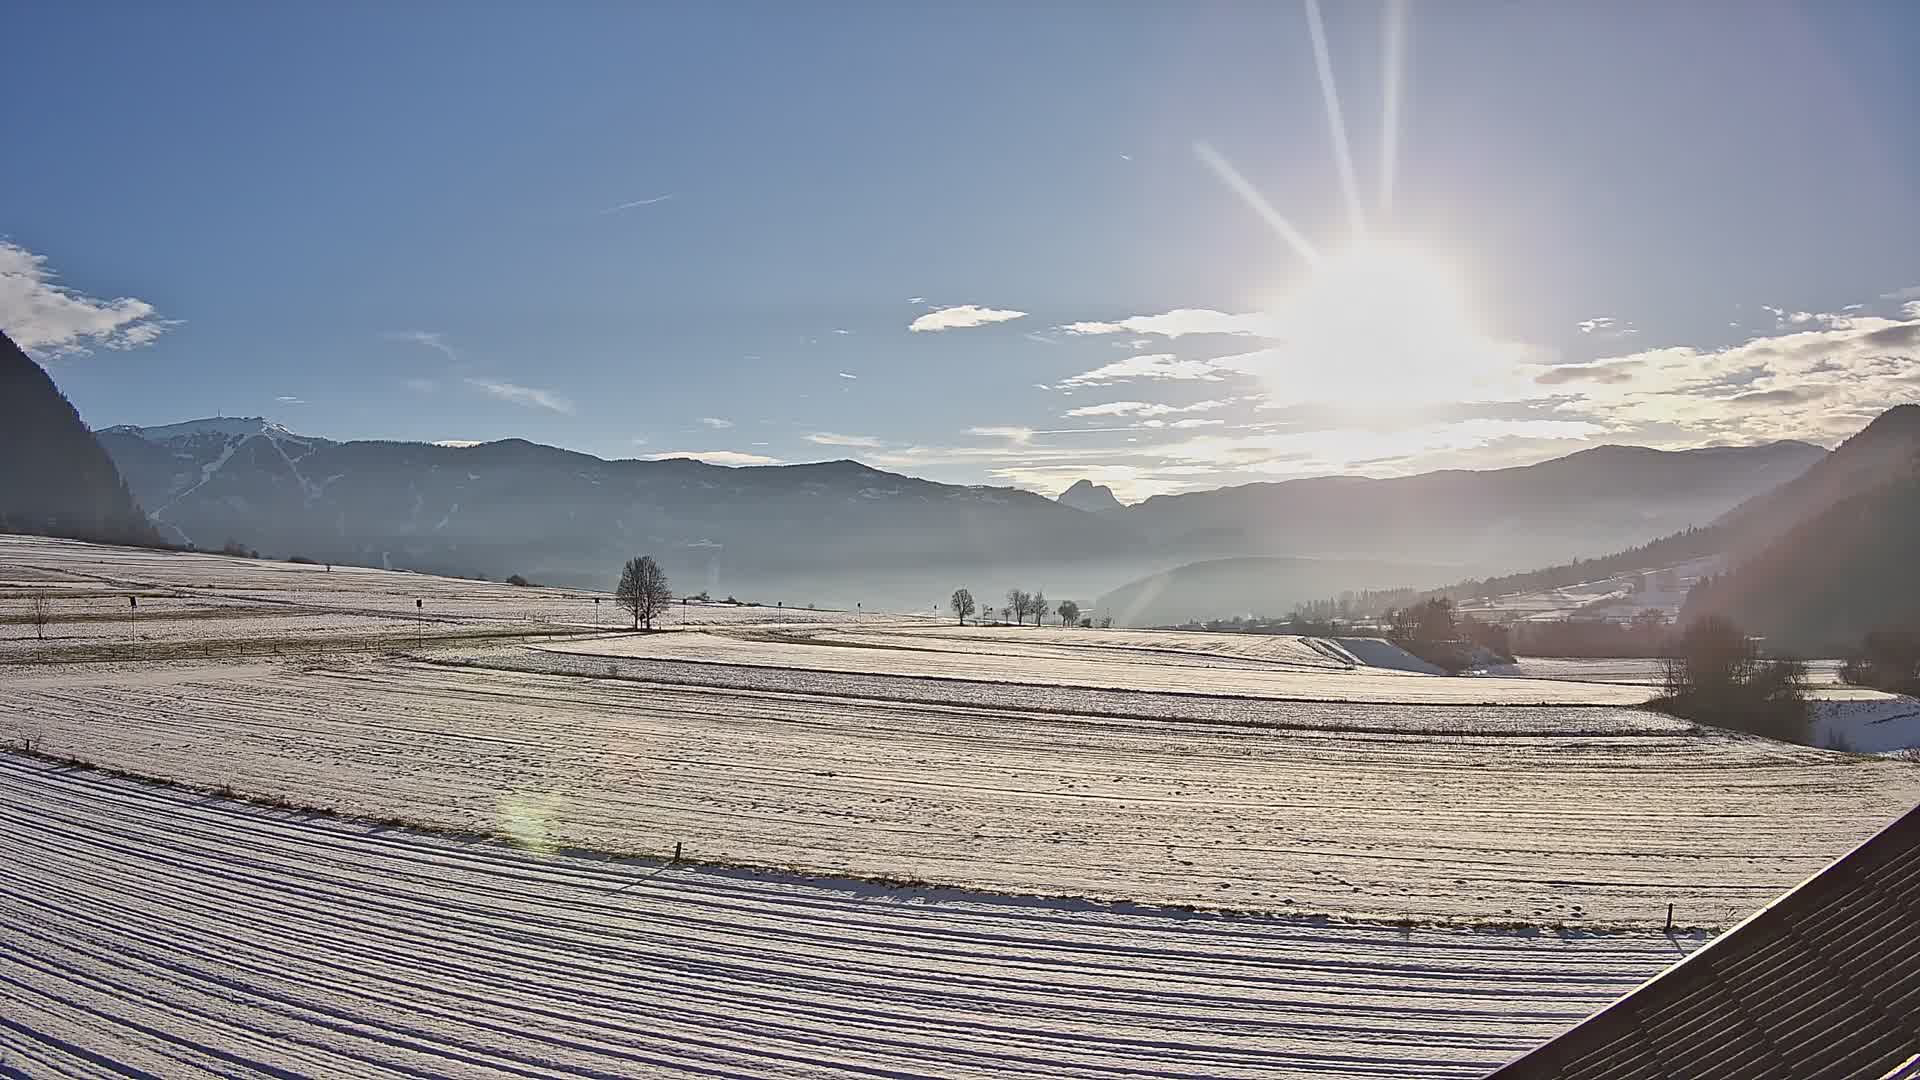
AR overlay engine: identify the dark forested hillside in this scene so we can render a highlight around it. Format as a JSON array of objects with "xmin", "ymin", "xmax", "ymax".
[
  {"xmin": 0, "ymin": 331, "xmax": 160, "ymax": 546},
  {"xmin": 1684, "ymin": 474, "xmax": 1920, "ymax": 654}
]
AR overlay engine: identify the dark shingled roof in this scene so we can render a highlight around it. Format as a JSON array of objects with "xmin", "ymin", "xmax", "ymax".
[{"xmin": 1485, "ymin": 802, "xmax": 1920, "ymax": 1080}]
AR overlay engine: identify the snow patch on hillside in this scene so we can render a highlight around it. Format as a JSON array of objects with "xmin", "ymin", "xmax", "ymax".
[{"xmin": 1812, "ymin": 695, "xmax": 1920, "ymax": 754}]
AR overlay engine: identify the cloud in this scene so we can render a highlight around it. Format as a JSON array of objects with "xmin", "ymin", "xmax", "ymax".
[
  {"xmin": 1576, "ymin": 316, "xmax": 1637, "ymax": 337},
  {"xmin": 1538, "ymin": 310, "xmax": 1920, "ymax": 442},
  {"xmin": 805, "ymin": 431, "xmax": 884, "ymax": 448},
  {"xmin": 600, "ymin": 193, "xmax": 674, "ymax": 214},
  {"xmin": 644, "ymin": 450, "xmax": 782, "ymax": 466},
  {"xmin": 386, "ymin": 330, "xmax": 459, "ymax": 364},
  {"xmin": 837, "ymin": 371, "xmax": 858, "ymax": 380},
  {"xmin": 433, "ymin": 439, "xmax": 483, "ymax": 448},
  {"xmin": 967, "ymin": 426, "xmax": 1034, "ymax": 444},
  {"xmin": 0, "ymin": 241, "xmax": 177, "ymax": 357},
  {"xmin": 463, "ymin": 378, "xmax": 574, "ymax": 414},
  {"xmin": 831, "ymin": 328, "xmax": 852, "ymax": 335},
  {"xmin": 1058, "ymin": 354, "xmax": 1228, "ymax": 387},
  {"xmin": 699, "ymin": 417, "xmax": 734, "ymax": 429},
  {"xmin": 275, "ymin": 395, "xmax": 305, "ymax": 404},
  {"xmin": 1880, "ymin": 285, "xmax": 1920, "ymax": 302},
  {"xmin": 909, "ymin": 304, "xmax": 1028, "ymax": 332},
  {"xmin": 1059, "ymin": 309, "xmax": 1271, "ymax": 338},
  {"xmin": 1064, "ymin": 399, "xmax": 1228, "ymax": 418},
  {"xmin": 1534, "ymin": 360, "xmax": 1642, "ymax": 385}
]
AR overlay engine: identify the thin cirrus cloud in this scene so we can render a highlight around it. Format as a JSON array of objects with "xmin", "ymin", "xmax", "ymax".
[
  {"xmin": 599, "ymin": 193, "xmax": 674, "ymax": 214},
  {"xmin": 1058, "ymin": 308, "xmax": 1271, "ymax": 338},
  {"xmin": 275, "ymin": 395, "xmax": 305, "ymax": 404},
  {"xmin": 644, "ymin": 450, "xmax": 783, "ymax": 467},
  {"xmin": 0, "ymin": 241, "xmax": 177, "ymax": 358},
  {"xmin": 805, "ymin": 432, "xmax": 884, "ymax": 448},
  {"xmin": 909, "ymin": 304, "xmax": 1027, "ymax": 332},
  {"xmin": 385, "ymin": 330, "xmax": 460, "ymax": 364},
  {"xmin": 699, "ymin": 417, "xmax": 734, "ymax": 430},
  {"xmin": 1064, "ymin": 399, "xmax": 1229, "ymax": 418},
  {"xmin": 463, "ymin": 378, "xmax": 574, "ymax": 414},
  {"xmin": 1058, "ymin": 354, "xmax": 1228, "ymax": 387},
  {"xmin": 837, "ymin": 371, "xmax": 859, "ymax": 380}
]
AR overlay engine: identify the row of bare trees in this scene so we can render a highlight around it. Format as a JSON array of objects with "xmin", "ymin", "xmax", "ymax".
[{"xmin": 947, "ymin": 587, "xmax": 1083, "ymax": 627}]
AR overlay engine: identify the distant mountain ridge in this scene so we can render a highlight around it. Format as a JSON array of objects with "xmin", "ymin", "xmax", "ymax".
[
  {"xmin": 95, "ymin": 415, "xmax": 1831, "ymax": 612},
  {"xmin": 1057, "ymin": 479, "xmax": 1124, "ymax": 514},
  {"xmin": 0, "ymin": 331, "xmax": 160, "ymax": 546},
  {"xmin": 1114, "ymin": 439, "xmax": 1826, "ymax": 575}
]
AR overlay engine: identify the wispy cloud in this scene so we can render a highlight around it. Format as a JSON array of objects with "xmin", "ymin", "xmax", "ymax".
[
  {"xmin": 805, "ymin": 431, "xmax": 884, "ymax": 448},
  {"xmin": 831, "ymin": 328, "xmax": 852, "ymax": 335},
  {"xmin": 837, "ymin": 371, "xmax": 859, "ymax": 380},
  {"xmin": 644, "ymin": 450, "xmax": 783, "ymax": 466},
  {"xmin": 1064, "ymin": 399, "xmax": 1229, "ymax": 418},
  {"xmin": 1059, "ymin": 309, "xmax": 1270, "ymax": 338},
  {"xmin": 1576, "ymin": 316, "xmax": 1636, "ymax": 336},
  {"xmin": 385, "ymin": 330, "xmax": 460, "ymax": 364},
  {"xmin": 0, "ymin": 241, "xmax": 177, "ymax": 358},
  {"xmin": 463, "ymin": 377, "xmax": 574, "ymax": 414},
  {"xmin": 275, "ymin": 395, "xmax": 305, "ymax": 404},
  {"xmin": 909, "ymin": 304, "xmax": 1027, "ymax": 333},
  {"xmin": 699, "ymin": 417, "xmax": 734, "ymax": 430},
  {"xmin": 1880, "ymin": 285, "xmax": 1920, "ymax": 302},
  {"xmin": 1059, "ymin": 354, "xmax": 1228, "ymax": 387},
  {"xmin": 968, "ymin": 426, "xmax": 1035, "ymax": 445},
  {"xmin": 600, "ymin": 193, "xmax": 674, "ymax": 214}
]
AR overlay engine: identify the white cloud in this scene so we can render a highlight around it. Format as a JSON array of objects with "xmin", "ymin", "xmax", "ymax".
[
  {"xmin": 386, "ymin": 330, "xmax": 459, "ymax": 364},
  {"xmin": 600, "ymin": 193, "xmax": 674, "ymax": 214},
  {"xmin": 837, "ymin": 371, "xmax": 859, "ymax": 380},
  {"xmin": 1058, "ymin": 354, "xmax": 1229, "ymax": 387},
  {"xmin": 1880, "ymin": 285, "xmax": 1920, "ymax": 302},
  {"xmin": 1168, "ymin": 417, "xmax": 1224, "ymax": 429},
  {"xmin": 699, "ymin": 417, "xmax": 734, "ymax": 429},
  {"xmin": 1059, "ymin": 309, "xmax": 1271, "ymax": 338},
  {"xmin": 463, "ymin": 378, "xmax": 574, "ymax": 414},
  {"xmin": 831, "ymin": 328, "xmax": 852, "ymax": 335},
  {"xmin": 433, "ymin": 439, "xmax": 483, "ymax": 448},
  {"xmin": 1064, "ymin": 399, "xmax": 1228, "ymax": 418},
  {"xmin": 645, "ymin": 450, "xmax": 783, "ymax": 466},
  {"xmin": 909, "ymin": 304, "xmax": 1028, "ymax": 332},
  {"xmin": 1532, "ymin": 312, "xmax": 1920, "ymax": 442},
  {"xmin": 806, "ymin": 432, "xmax": 884, "ymax": 448},
  {"xmin": 906, "ymin": 296, "xmax": 927, "ymax": 304},
  {"xmin": 0, "ymin": 241, "xmax": 176, "ymax": 357},
  {"xmin": 967, "ymin": 426, "xmax": 1034, "ymax": 444},
  {"xmin": 275, "ymin": 395, "xmax": 305, "ymax": 404}
]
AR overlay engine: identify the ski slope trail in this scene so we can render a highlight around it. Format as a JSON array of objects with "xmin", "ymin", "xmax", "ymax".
[{"xmin": 0, "ymin": 754, "xmax": 1699, "ymax": 1079}]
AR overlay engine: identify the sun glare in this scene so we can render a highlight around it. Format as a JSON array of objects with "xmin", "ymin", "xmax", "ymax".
[{"xmin": 1237, "ymin": 244, "xmax": 1529, "ymax": 409}]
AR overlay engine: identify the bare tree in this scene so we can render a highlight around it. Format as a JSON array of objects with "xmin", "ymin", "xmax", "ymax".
[
  {"xmin": 29, "ymin": 594, "xmax": 51, "ymax": 641},
  {"xmin": 1057, "ymin": 599, "xmax": 1080, "ymax": 627},
  {"xmin": 1031, "ymin": 589, "xmax": 1048, "ymax": 626},
  {"xmin": 1006, "ymin": 589, "xmax": 1030, "ymax": 626},
  {"xmin": 616, "ymin": 555, "xmax": 673, "ymax": 630},
  {"xmin": 950, "ymin": 588, "xmax": 976, "ymax": 625}
]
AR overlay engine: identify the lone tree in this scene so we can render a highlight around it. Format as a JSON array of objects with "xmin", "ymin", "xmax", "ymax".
[
  {"xmin": 1057, "ymin": 599, "xmax": 1080, "ymax": 627},
  {"xmin": 615, "ymin": 555, "xmax": 672, "ymax": 630},
  {"xmin": 950, "ymin": 588, "xmax": 976, "ymax": 625},
  {"xmin": 1031, "ymin": 589, "xmax": 1048, "ymax": 626},
  {"xmin": 29, "ymin": 594, "xmax": 51, "ymax": 641}
]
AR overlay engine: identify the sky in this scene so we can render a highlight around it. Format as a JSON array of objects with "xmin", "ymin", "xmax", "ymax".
[{"xmin": 6, "ymin": 1, "xmax": 1919, "ymax": 500}]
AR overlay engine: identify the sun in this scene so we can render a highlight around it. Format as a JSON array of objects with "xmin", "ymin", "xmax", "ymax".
[{"xmin": 1244, "ymin": 243, "xmax": 1528, "ymax": 410}]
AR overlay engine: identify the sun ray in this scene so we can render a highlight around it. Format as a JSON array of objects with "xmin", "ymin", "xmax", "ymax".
[
  {"xmin": 1304, "ymin": 0, "xmax": 1367, "ymax": 240},
  {"xmin": 1193, "ymin": 141, "xmax": 1322, "ymax": 267},
  {"xmin": 1379, "ymin": 0, "xmax": 1407, "ymax": 213}
]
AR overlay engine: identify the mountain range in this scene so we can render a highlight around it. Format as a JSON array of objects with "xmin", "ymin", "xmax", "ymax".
[{"xmin": 90, "ymin": 414, "xmax": 1826, "ymax": 614}]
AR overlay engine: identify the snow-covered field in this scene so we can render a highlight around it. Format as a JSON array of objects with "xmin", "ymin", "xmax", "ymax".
[
  {"xmin": 6, "ymin": 654, "xmax": 1915, "ymax": 926},
  {"xmin": 0, "ymin": 754, "xmax": 1708, "ymax": 1078},
  {"xmin": 6, "ymin": 536, "xmax": 1920, "ymax": 1075},
  {"xmin": 542, "ymin": 630, "xmax": 1657, "ymax": 705}
]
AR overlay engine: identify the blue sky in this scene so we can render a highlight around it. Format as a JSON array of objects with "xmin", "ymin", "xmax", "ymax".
[{"xmin": 7, "ymin": 1, "xmax": 1918, "ymax": 499}]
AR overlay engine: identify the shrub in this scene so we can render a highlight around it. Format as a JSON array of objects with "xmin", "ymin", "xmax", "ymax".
[
  {"xmin": 1656, "ymin": 615, "xmax": 1810, "ymax": 743},
  {"xmin": 505, "ymin": 574, "xmax": 531, "ymax": 587}
]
